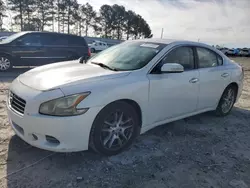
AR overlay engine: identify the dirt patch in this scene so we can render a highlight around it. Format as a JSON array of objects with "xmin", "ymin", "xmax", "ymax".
[{"xmin": 0, "ymin": 58, "xmax": 250, "ymax": 188}]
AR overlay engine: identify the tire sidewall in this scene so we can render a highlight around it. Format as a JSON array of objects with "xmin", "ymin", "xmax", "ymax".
[
  {"xmin": 90, "ymin": 101, "xmax": 140, "ymax": 156},
  {"xmin": 215, "ymin": 86, "xmax": 237, "ymax": 116},
  {"xmin": 91, "ymin": 48, "xmax": 95, "ymax": 53},
  {"xmin": 0, "ymin": 54, "xmax": 12, "ymax": 72}
]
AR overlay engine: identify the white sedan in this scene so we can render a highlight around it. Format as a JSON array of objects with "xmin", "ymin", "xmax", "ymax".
[
  {"xmin": 88, "ymin": 40, "xmax": 109, "ymax": 53},
  {"xmin": 7, "ymin": 39, "xmax": 244, "ymax": 155}
]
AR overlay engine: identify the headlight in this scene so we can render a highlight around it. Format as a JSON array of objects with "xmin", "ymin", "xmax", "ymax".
[{"xmin": 39, "ymin": 92, "xmax": 90, "ymax": 116}]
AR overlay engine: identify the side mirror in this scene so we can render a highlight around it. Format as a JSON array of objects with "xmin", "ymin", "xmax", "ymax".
[
  {"xmin": 79, "ymin": 56, "xmax": 89, "ymax": 64},
  {"xmin": 160, "ymin": 63, "xmax": 184, "ymax": 73}
]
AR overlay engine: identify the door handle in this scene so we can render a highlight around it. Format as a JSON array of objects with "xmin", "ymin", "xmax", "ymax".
[
  {"xmin": 189, "ymin": 78, "xmax": 199, "ymax": 83},
  {"xmin": 221, "ymin": 73, "xmax": 229, "ymax": 78}
]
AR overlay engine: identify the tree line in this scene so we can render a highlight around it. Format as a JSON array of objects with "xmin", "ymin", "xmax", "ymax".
[{"xmin": 0, "ymin": 0, "xmax": 153, "ymax": 40}]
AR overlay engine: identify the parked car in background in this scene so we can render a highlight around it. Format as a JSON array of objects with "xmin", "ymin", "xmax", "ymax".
[
  {"xmin": 219, "ymin": 47, "xmax": 229, "ymax": 55},
  {"xmin": 233, "ymin": 48, "xmax": 240, "ymax": 56},
  {"xmin": 7, "ymin": 39, "xmax": 244, "ymax": 155},
  {"xmin": 0, "ymin": 31, "xmax": 90, "ymax": 71},
  {"xmin": 225, "ymin": 49, "xmax": 236, "ymax": 56},
  {"xmin": 239, "ymin": 48, "xmax": 249, "ymax": 57},
  {"xmin": 219, "ymin": 48, "xmax": 237, "ymax": 56},
  {"xmin": 88, "ymin": 40, "xmax": 109, "ymax": 53}
]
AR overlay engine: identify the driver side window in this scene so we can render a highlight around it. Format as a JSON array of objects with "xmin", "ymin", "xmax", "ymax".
[
  {"xmin": 17, "ymin": 34, "xmax": 41, "ymax": 46},
  {"xmin": 162, "ymin": 46, "xmax": 195, "ymax": 70}
]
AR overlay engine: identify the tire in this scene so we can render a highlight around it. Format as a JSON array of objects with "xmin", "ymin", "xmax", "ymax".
[
  {"xmin": 215, "ymin": 85, "xmax": 237, "ymax": 116},
  {"xmin": 0, "ymin": 54, "xmax": 12, "ymax": 71},
  {"xmin": 91, "ymin": 48, "xmax": 95, "ymax": 53},
  {"xmin": 89, "ymin": 101, "xmax": 141, "ymax": 156}
]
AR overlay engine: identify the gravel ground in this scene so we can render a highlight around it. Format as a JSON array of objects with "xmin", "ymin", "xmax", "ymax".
[{"xmin": 0, "ymin": 58, "xmax": 250, "ymax": 188}]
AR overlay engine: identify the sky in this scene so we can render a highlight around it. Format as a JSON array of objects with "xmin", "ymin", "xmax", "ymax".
[{"xmin": 79, "ymin": 0, "xmax": 250, "ymax": 48}]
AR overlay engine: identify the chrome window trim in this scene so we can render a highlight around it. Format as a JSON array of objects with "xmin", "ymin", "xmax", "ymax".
[{"xmin": 148, "ymin": 44, "xmax": 196, "ymax": 74}]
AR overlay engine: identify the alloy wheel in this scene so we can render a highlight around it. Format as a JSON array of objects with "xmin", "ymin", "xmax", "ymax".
[
  {"xmin": 221, "ymin": 88, "xmax": 235, "ymax": 114},
  {"xmin": 100, "ymin": 111, "xmax": 134, "ymax": 150},
  {"xmin": 0, "ymin": 57, "xmax": 11, "ymax": 71}
]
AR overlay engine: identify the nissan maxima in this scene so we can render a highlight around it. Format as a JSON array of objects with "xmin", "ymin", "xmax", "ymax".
[{"xmin": 7, "ymin": 39, "xmax": 244, "ymax": 155}]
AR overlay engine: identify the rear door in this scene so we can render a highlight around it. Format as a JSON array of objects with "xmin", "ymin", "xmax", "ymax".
[
  {"xmin": 97, "ymin": 42, "xmax": 103, "ymax": 51},
  {"xmin": 196, "ymin": 47, "xmax": 231, "ymax": 110},
  {"xmin": 99, "ymin": 42, "xmax": 104, "ymax": 51},
  {"xmin": 67, "ymin": 35, "xmax": 89, "ymax": 59},
  {"xmin": 42, "ymin": 34, "xmax": 88, "ymax": 64},
  {"xmin": 103, "ymin": 43, "xmax": 108, "ymax": 50},
  {"xmin": 41, "ymin": 34, "xmax": 70, "ymax": 64}
]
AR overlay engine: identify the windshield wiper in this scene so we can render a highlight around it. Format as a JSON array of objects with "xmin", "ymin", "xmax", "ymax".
[{"xmin": 91, "ymin": 62, "xmax": 118, "ymax": 71}]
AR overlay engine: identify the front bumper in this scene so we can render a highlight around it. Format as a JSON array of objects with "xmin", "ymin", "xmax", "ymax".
[
  {"xmin": 7, "ymin": 79, "xmax": 103, "ymax": 152},
  {"xmin": 7, "ymin": 105, "xmax": 102, "ymax": 152}
]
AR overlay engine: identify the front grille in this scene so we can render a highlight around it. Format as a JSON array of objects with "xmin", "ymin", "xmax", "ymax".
[{"xmin": 9, "ymin": 91, "xmax": 26, "ymax": 115}]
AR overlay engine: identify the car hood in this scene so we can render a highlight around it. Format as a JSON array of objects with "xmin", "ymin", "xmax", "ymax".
[{"xmin": 18, "ymin": 60, "xmax": 130, "ymax": 91}]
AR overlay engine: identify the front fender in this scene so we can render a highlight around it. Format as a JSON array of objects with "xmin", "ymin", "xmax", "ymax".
[{"xmin": 61, "ymin": 74, "xmax": 150, "ymax": 127}]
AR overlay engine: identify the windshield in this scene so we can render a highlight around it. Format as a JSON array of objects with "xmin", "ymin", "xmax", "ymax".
[
  {"xmin": 0, "ymin": 32, "xmax": 26, "ymax": 44},
  {"xmin": 87, "ymin": 41, "xmax": 166, "ymax": 71}
]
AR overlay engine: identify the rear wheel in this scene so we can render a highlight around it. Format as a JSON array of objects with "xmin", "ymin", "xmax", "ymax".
[
  {"xmin": 215, "ymin": 86, "xmax": 237, "ymax": 116},
  {"xmin": 89, "ymin": 101, "xmax": 140, "ymax": 156},
  {"xmin": 91, "ymin": 48, "xmax": 95, "ymax": 53},
  {"xmin": 0, "ymin": 55, "xmax": 12, "ymax": 71}
]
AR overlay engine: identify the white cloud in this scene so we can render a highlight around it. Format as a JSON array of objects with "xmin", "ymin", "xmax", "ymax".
[
  {"xmin": 80, "ymin": 0, "xmax": 250, "ymax": 46},
  {"xmin": 3, "ymin": 0, "xmax": 249, "ymax": 47}
]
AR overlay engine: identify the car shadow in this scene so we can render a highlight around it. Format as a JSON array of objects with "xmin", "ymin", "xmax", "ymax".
[{"xmin": 4, "ymin": 106, "xmax": 250, "ymax": 188}]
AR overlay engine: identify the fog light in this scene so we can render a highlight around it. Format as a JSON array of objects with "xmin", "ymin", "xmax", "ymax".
[
  {"xmin": 32, "ymin": 134, "xmax": 38, "ymax": 140},
  {"xmin": 45, "ymin": 135, "xmax": 60, "ymax": 145}
]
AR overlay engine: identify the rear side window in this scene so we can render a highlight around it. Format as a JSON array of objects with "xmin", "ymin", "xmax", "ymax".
[
  {"xmin": 39, "ymin": 34, "xmax": 55, "ymax": 45},
  {"xmin": 162, "ymin": 46, "xmax": 195, "ymax": 70},
  {"xmin": 47, "ymin": 35, "xmax": 87, "ymax": 46},
  {"xmin": 50, "ymin": 35, "xmax": 69, "ymax": 46},
  {"xmin": 68, "ymin": 36, "xmax": 87, "ymax": 46},
  {"xmin": 197, "ymin": 47, "xmax": 221, "ymax": 68}
]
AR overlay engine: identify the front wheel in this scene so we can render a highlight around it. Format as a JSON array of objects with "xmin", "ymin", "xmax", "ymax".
[
  {"xmin": 89, "ymin": 101, "xmax": 140, "ymax": 156},
  {"xmin": 215, "ymin": 86, "xmax": 237, "ymax": 116},
  {"xmin": 0, "ymin": 55, "xmax": 12, "ymax": 71}
]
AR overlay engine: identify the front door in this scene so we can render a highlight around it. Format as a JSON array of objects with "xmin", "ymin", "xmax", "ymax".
[
  {"xmin": 147, "ymin": 46, "xmax": 199, "ymax": 125},
  {"xmin": 11, "ymin": 33, "xmax": 45, "ymax": 66}
]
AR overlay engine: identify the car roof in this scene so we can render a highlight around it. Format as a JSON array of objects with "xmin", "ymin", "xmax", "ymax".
[
  {"xmin": 20, "ymin": 31, "xmax": 84, "ymax": 38},
  {"xmin": 135, "ymin": 38, "xmax": 184, "ymax": 44},
  {"xmin": 129, "ymin": 38, "xmax": 227, "ymax": 58},
  {"xmin": 130, "ymin": 38, "xmax": 213, "ymax": 48},
  {"xmin": 132, "ymin": 38, "xmax": 223, "ymax": 50}
]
